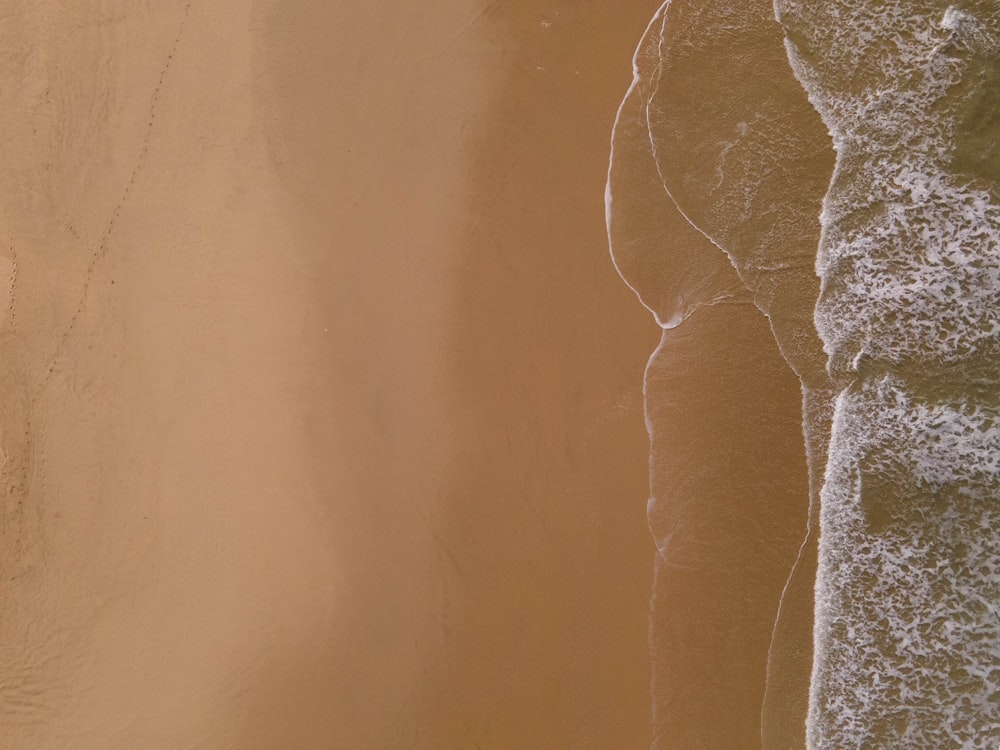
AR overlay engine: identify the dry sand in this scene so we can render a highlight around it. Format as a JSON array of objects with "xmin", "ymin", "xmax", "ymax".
[{"xmin": 0, "ymin": 1, "xmax": 661, "ymax": 747}]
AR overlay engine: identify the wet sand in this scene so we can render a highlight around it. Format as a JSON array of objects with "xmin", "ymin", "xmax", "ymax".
[
  {"xmin": 1, "ymin": 1, "xmax": 662, "ymax": 747},
  {"xmin": 644, "ymin": 306, "xmax": 811, "ymax": 750}
]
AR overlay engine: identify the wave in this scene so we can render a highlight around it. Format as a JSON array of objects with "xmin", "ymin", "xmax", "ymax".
[
  {"xmin": 607, "ymin": 1, "xmax": 834, "ymax": 747},
  {"xmin": 775, "ymin": 1, "xmax": 1000, "ymax": 746},
  {"xmin": 610, "ymin": 0, "xmax": 1000, "ymax": 747}
]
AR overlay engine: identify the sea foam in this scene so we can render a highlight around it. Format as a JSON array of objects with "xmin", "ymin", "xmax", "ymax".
[
  {"xmin": 611, "ymin": 0, "xmax": 1000, "ymax": 746},
  {"xmin": 775, "ymin": 0, "xmax": 1000, "ymax": 746}
]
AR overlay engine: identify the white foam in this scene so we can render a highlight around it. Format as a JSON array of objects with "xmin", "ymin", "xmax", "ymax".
[
  {"xmin": 612, "ymin": 1, "xmax": 1000, "ymax": 744},
  {"xmin": 816, "ymin": 163, "xmax": 1000, "ymax": 374},
  {"xmin": 775, "ymin": 0, "xmax": 1000, "ymax": 746},
  {"xmin": 605, "ymin": 1, "xmax": 674, "ymax": 330},
  {"xmin": 810, "ymin": 377, "xmax": 1000, "ymax": 748}
]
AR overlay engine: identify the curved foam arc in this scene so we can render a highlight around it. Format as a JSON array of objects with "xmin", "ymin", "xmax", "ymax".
[
  {"xmin": 605, "ymin": 0, "xmax": 744, "ymax": 333},
  {"xmin": 603, "ymin": 2, "xmax": 664, "ymax": 327},
  {"xmin": 639, "ymin": 6, "xmax": 817, "ymax": 384},
  {"xmin": 608, "ymin": 5, "xmax": 833, "ymax": 748},
  {"xmin": 604, "ymin": 180, "xmax": 742, "ymax": 331},
  {"xmin": 641, "ymin": 0, "xmax": 836, "ymax": 701},
  {"xmin": 607, "ymin": 2, "xmax": 821, "ymax": 746},
  {"xmin": 604, "ymin": 0, "xmax": 728, "ymax": 330}
]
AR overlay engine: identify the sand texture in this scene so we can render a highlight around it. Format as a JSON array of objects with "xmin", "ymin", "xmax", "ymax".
[{"xmin": 0, "ymin": 1, "xmax": 661, "ymax": 747}]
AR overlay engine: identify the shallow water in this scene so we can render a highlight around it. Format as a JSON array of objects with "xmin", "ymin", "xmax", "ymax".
[
  {"xmin": 610, "ymin": 0, "xmax": 1000, "ymax": 747},
  {"xmin": 608, "ymin": 1, "xmax": 833, "ymax": 746}
]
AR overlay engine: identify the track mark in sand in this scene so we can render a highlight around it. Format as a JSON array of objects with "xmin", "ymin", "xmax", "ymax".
[
  {"xmin": 0, "ymin": 235, "xmax": 30, "ymax": 535},
  {"xmin": 5, "ymin": 231, "xmax": 17, "ymax": 334},
  {"xmin": 34, "ymin": 2, "xmax": 194, "ymax": 401},
  {"xmin": 0, "ymin": 357, "xmax": 39, "ymax": 580}
]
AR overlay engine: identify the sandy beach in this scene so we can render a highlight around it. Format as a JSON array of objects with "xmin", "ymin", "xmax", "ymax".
[{"xmin": 0, "ymin": 1, "xmax": 661, "ymax": 747}]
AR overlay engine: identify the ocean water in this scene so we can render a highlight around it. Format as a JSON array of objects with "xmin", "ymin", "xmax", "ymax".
[{"xmin": 609, "ymin": 0, "xmax": 1000, "ymax": 748}]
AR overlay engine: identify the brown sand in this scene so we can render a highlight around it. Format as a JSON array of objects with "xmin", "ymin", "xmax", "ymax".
[{"xmin": 1, "ymin": 1, "xmax": 660, "ymax": 747}]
